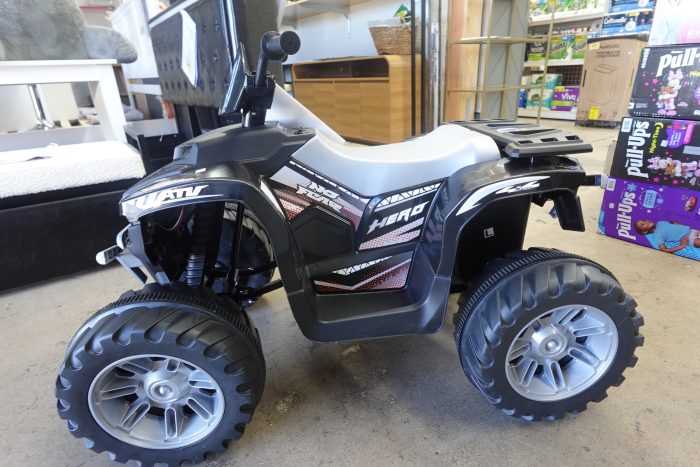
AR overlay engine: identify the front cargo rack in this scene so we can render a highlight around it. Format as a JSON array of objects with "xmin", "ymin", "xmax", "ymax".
[{"xmin": 456, "ymin": 120, "xmax": 593, "ymax": 159}]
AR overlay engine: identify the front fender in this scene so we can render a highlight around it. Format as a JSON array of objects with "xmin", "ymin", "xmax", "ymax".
[{"xmin": 119, "ymin": 163, "xmax": 307, "ymax": 294}]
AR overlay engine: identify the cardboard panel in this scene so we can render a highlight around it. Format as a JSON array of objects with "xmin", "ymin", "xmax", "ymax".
[{"xmin": 576, "ymin": 37, "xmax": 645, "ymax": 123}]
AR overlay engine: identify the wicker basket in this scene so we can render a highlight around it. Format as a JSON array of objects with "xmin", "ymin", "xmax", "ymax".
[{"xmin": 368, "ymin": 19, "xmax": 416, "ymax": 55}]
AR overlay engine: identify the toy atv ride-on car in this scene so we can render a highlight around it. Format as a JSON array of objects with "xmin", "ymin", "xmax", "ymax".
[{"xmin": 54, "ymin": 26, "xmax": 643, "ymax": 467}]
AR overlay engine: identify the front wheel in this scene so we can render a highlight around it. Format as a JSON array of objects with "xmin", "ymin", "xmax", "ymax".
[
  {"xmin": 454, "ymin": 248, "xmax": 644, "ymax": 420},
  {"xmin": 55, "ymin": 288, "xmax": 265, "ymax": 466}
]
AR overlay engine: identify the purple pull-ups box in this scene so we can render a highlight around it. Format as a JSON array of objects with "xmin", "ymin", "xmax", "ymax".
[{"xmin": 599, "ymin": 177, "xmax": 700, "ymax": 261}]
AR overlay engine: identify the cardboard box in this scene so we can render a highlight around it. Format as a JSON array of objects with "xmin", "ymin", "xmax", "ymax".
[
  {"xmin": 599, "ymin": 177, "xmax": 700, "ymax": 261},
  {"xmin": 649, "ymin": 0, "xmax": 700, "ymax": 46},
  {"xmin": 610, "ymin": 0, "xmax": 655, "ymax": 13},
  {"xmin": 551, "ymin": 86, "xmax": 580, "ymax": 110},
  {"xmin": 601, "ymin": 10, "xmax": 654, "ymax": 36},
  {"xmin": 610, "ymin": 116, "xmax": 700, "ymax": 190},
  {"xmin": 603, "ymin": 139, "xmax": 618, "ymax": 175},
  {"xmin": 629, "ymin": 45, "xmax": 700, "ymax": 120},
  {"xmin": 576, "ymin": 37, "xmax": 646, "ymax": 123}
]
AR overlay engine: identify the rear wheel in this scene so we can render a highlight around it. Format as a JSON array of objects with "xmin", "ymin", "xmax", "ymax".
[
  {"xmin": 454, "ymin": 248, "xmax": 643, "ymax": 420},
  {"xmin": 55, "ymin": 288, "xmax": 265, "ymax": 466}
]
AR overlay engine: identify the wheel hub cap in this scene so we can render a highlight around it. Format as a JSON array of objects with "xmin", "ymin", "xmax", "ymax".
[
  {"xmin": 505, "ymin": 305, "xmax": 619, "ymax": 402},
  {"xmin": 147, "ymin": 380, "xmax": 180, "ymax": 403},
  {"xmin": 88, "ymin": 355, "xmax": 225, "ymax": 449},
  {"xmin": 531, "ymin": 325, "xmax": 567, "ymax": 357}
]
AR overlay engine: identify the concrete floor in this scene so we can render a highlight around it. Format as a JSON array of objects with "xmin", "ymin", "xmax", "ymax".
[{"xmin": 1, "ymin": 122, "xmax": 698, "ymax": 466}]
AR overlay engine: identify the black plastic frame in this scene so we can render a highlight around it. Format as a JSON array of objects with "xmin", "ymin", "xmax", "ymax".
[{"xmin": 117, "ymin": 121, "xmax": 589, "ymax": 342}]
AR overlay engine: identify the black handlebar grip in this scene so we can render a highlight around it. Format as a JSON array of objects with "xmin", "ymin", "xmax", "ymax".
[{"xmin": 261, "ymin": 31, "xmax": 301, "ymax": 61}]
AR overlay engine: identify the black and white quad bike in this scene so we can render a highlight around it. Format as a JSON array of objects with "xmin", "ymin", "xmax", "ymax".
[{"xmin": 55, "ymin": 29, "xmax": 643, "ymax": 466}]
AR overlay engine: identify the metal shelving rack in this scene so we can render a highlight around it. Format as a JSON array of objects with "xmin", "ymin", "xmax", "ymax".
[
  {"xmin": 444, "ymin": 0, "xmax": 534, "ymax": 121},
  {"xmin": 517, "ymin": 2, "xmax": 609, "ymax": 122}
]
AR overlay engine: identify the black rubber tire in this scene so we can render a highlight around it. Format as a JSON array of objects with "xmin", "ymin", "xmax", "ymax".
[
  {"xmin": 218, "ymin": 208, "xmax": 275, "ymax": 291},
  {"xmin": 55, "ymin": 288, "xmax": 265, "ymax": 466},
  {"xmin": 453, "ymin": 248, "xmax": 644, "ymax": 421}
]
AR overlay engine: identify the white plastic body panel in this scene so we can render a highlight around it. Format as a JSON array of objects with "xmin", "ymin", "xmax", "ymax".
[{"xmin": 266, "ymin": 85, "xmax": 501, "ymax": 195}]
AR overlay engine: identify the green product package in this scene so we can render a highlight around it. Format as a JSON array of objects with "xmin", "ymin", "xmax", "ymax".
[
  {"xmin": 394, "ymin": 4, "xmax": 411, "ymax": 23},
  {"xmin": 527, "ymin": 88, "xmax": 555, "ymax": 109},
  {"xmin": 547, "ymin": 34, "xmax": 588, "ymax": 61},
  {"xmin": 548, "ymin": 35, "xmax": 570, "ymax": 60},
  {"xmin": 527, "ymin": 41, "xmax": 548, "ymax": 61},
  {"xmin": 558, "ymin": 0, "xmax": 599, "ymax": 11},
  {"xmin": 572, "ymin": 35, "xmax": 588, "ymax": 59},
  {"xmin": 531, "ymin": 73, "xmax": 563, "ymax": 90},
  {"xmin": 529, "ymin": 0, "xmax": 555, "ymax": 16}
]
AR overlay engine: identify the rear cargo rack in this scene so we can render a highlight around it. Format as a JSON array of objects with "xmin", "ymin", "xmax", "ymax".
[{"xmin": 456, "ymin": 120, "xmax": 593, "ymax": 158}]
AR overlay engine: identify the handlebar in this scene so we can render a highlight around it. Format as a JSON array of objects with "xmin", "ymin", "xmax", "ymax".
[
  {"xmin": 254, "ymin": 31, "xmax": 300, "ymax": 87},
  {"xmin": 263, "ymin": 31, "xmax": 301, "ymax": 60}
]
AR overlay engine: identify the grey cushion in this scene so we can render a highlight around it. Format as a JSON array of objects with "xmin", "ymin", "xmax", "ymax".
[{"xmin": 0, "ymin": 0, "xmax": 136, "ymax": 63}]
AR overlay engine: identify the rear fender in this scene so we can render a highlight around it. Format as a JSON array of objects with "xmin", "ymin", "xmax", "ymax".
[{"xmin": 423, "ymin": 156, "xmax": 589, "ymax": 282}]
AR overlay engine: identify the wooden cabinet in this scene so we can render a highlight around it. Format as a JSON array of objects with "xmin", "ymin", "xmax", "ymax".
[
  {"xmin": 292, "ymin": 56, "xmax": 418, "ymax": 144},
  {"xmin": 335, "ymin": 83, "xmax": 362, "ymax": 139}
]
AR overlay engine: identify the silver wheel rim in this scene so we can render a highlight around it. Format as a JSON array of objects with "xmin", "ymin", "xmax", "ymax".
[
  {"xmin": 505, "ymin": 305, "xmax": 618, "ymax": 402},
  {"xmin": 88, "ymin": 354, "xmax": 225, "ymax": 449}
]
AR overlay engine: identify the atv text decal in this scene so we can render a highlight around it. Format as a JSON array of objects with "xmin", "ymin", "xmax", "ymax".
[
  {"xmin": 367, "ymin": 202, "xmax": 429, "ymax": 234},
  {"xmin": 121, "ymin": 185, "xmax": 223, "ymax": 218},
  {"xmin": 456, "ymin": 176, "xmax": 550, "ymax": 215},
  {"xmin": 296, "ymin": 182, "xmax": 342, "ymax": 213}
]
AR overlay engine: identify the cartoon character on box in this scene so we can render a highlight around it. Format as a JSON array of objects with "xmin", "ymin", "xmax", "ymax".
[
  {"xmin": 648, "ymin": 156, "xmax": 661, "ymax": 170},
  {"xmin": 682, "ymin": 161, "xmax": 699, "ymax": 178},
  {"xmin": 657, "ymin": 69, "xmax": 684, "ymax": 116},
  {"xmin": 634, "ymin": 219, "xmax": 700, "ymax": 252},
  {"xmin": 663, "ymin": 158, "xmax": 677, "ymax": 175},
  {"xmin": 684, "ymin": 195, "xmax": 698, "ymax": 211}
]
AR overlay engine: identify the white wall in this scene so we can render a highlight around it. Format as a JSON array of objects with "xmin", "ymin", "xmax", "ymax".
[
  {"xmin": 0, "ymin": 86, "xmax": 38, "ymax": 134},
  {"xmin": 80, "ymin": 8, "xmax": 113, "ymax": 27},
  {"xmin": 285, "ymin": 0, "xmax": 408, "ymax": 63}
]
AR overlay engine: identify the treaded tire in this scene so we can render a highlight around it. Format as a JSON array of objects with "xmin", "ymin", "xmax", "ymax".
[
  {"xmin": 454, "ymin": 248, "xmax": 644, "ymax": 421},
  {"xmin": 55, "ymin": 287, "xmax": 265, "ymax": 466}
]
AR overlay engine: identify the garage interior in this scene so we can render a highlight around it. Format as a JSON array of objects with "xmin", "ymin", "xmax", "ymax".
[{"xmin": 1, "ymin": 0, "xmax": 699, "ymax": 465}]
